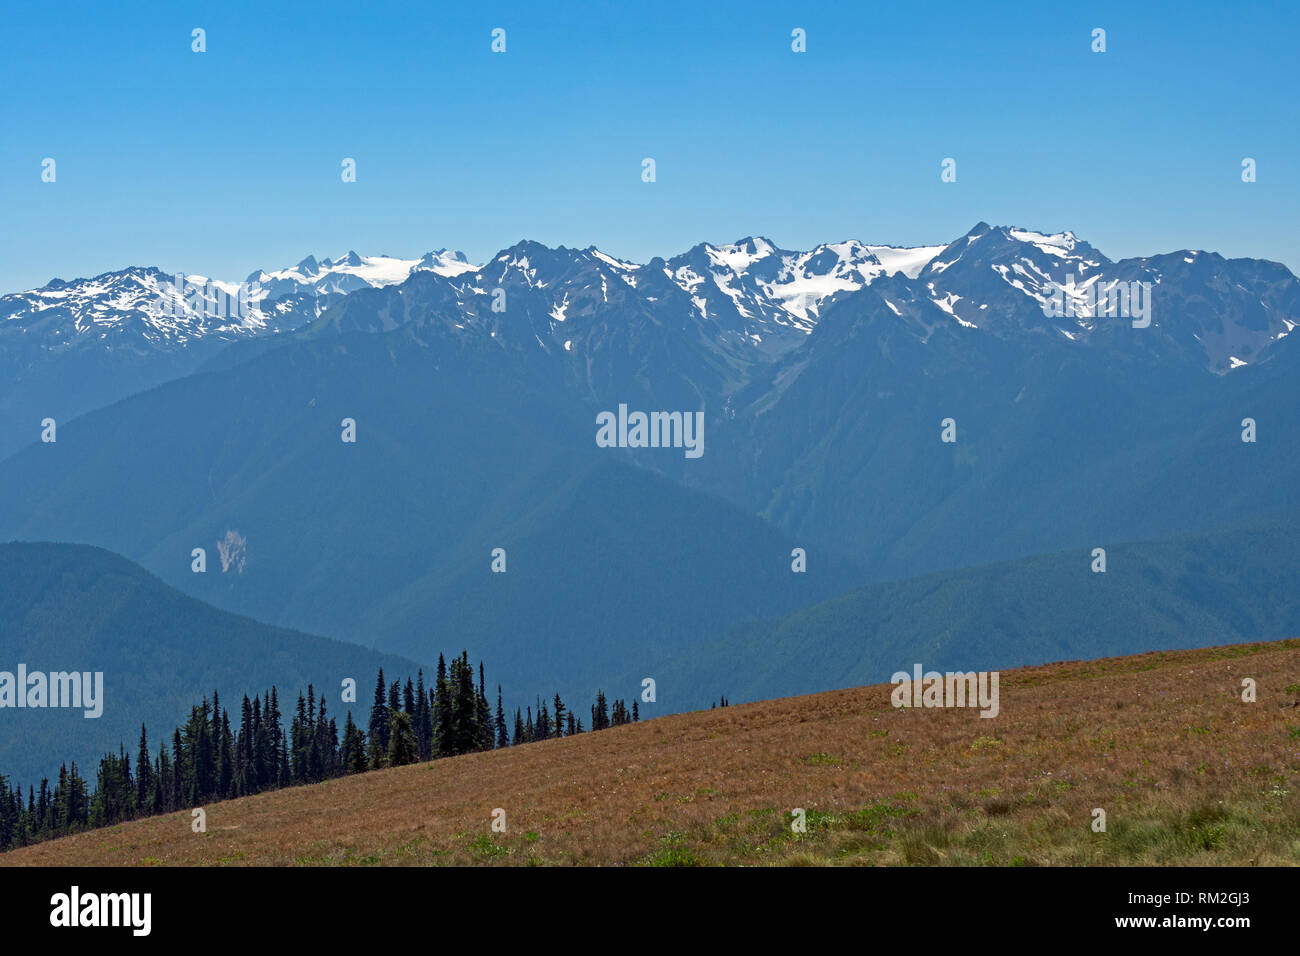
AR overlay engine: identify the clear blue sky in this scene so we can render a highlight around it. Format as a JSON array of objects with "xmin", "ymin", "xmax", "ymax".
[{"xmin": 1, "ymin": 0, "xmax": 1296, "ymax": 290}]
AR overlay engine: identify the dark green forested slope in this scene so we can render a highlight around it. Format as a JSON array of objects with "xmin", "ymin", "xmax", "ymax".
[
  {"xmin": 647, "ymin": 509, "xmax": 1300, "ymax": 706},
  {"xmin": 0, "ymin": 542, "xmax": 421, "ymax": 786}
]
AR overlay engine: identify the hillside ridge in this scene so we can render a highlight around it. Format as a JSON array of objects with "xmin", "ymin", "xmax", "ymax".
[{"xmin": 7, "ymin": 637, "xmax": 1298, "ymax": 867}]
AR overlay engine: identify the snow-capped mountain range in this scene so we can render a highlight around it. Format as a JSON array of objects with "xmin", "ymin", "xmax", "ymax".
[
  {"xmin": 3, "ymin": 226, "xmax": 1300, "ymax": 702},
  {"xmin": 6, "ymin": 225, "xmax": 1296, "ymax": 372},
  {"xmin": 0, "ymin": 250, "xmax": 479, "ymax": 349},
  {"xmin": 0, "ymin": 235, "xmax": 975, "ymax": 355},
  {"xmin": 2, "ymin": 224, "xmax": 1297, "ymax": 461},
  {"xmin": 247, "ymin": 248, "xmax": 477, "ymax": 302}
]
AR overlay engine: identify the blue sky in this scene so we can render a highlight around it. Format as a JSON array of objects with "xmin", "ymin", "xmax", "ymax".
[{"xmin": 1, "ymin": 0, "xmax": 1296, "ymax": 290}]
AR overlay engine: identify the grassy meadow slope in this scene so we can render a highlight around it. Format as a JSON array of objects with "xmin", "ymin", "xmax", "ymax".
[{"xmin": 6, "ymin": 638, "xmax": 1299, "ymax": 866}]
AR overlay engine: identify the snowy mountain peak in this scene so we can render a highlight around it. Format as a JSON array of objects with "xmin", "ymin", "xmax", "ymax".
[
  {"xmin": 586, "ymin": 248, "xmax": 639, "ymax": 272},
  {"xmin": 706, "ymin": 237, "xmax": 780, "ymax": 272},
  {"xmin": 1006, "ymin": 227, "xmax": 1082, "ymax": 257},
  {"xmin": 415, "ymin": 249, "xmax": 477, "ymax": 277},
  {"xmin": 662, "ymin": 236, "xmax": 946, "ymax": 336}
]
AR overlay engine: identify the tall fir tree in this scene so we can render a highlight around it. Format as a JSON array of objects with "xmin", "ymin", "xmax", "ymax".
[
  {"xmin": 414, "ymin": 669, "xmax": 432, "ymax": 761},
  {"xmin": 453, "ymin": 653, "xmax": 478, "ymax": 755},
  {"xmin": 170, "ymin": 728, "xmax": 184, "ymax": 809},
  {"xmin": 434, "ymin": 654, "xmax": 452, "ymax": 757},
  {"xmin": 553, "ymin": 693, "xmax": 566, "ymax": 740},
  {"xmin": 387, "ymin": 711, "xmax": 418, "ymax": 767},
  {"xmin": 135, "ymin": 724, "xmax": 153, "ymax": 815},
  {"xmin": 476, "ymin": 662, "xmax": 493, "ymax": 751},
  {"xmin": 368, "ymin": 668, "xmax": 390, "ymax": 766},
  {"xmin": 218, "ymin": 709, "xmax": 234, "ymax": 797},
  {"xmin": 496, "ymin": 686, "xmax": 510, "ymax": 749}
]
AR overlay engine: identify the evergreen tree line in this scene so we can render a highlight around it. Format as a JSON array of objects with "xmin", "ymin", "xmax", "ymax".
[{"xmin": 0, "ymin": 651, "xmax": 643, "ymax": 853}]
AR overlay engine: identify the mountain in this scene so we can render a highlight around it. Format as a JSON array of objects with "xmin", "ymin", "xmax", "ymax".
[
  {"xmin": 686, "ymin": 227, "xmax": 1300, "ymax": 577},
  {"xmin": 659, "ymin": 236, "xmax": 946, "ymax": 349},
  {"xmin": 647, "ymin": 508, "xmax": 1300, "ymax": 705},
  {"xmin": 1, "ymin": 224, "xmax": 1297, "ymax": 715},
  {"xmin": 0, "ymin": 250, "xmax": 472, "ymax": 460},
  {"xmin": 243, "ymin": 249, "xmax": 476, "ymax": 301},
  {"xmin": 0, "ymin": 266, "xmax": 286, "ymax": 462},
  {"xmin": 916, "ymin": 223, "xmax": 1300, "ymax": 372},
  {"xmin": 0, "ymin": 542, "xmax": 422, "ymax": 786},
  {"xmin": 0, "ymin": 322, "xmax": 863, "ymax": 707},
  {"xmin": 0, "ymin": 235, "xmax": 953, "ymax": 460}
]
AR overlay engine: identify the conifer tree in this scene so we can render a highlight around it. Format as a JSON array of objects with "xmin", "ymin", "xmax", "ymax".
[
  {"xmin": 291, "ymin": 693, "xmax": 308, "ymax": 782},
  {"xmin": 135, "ymin": 724, "xmax": 153, "ymax": 814},
  {"xmin": 553, "ymin": 693, "xmax": 566, "ymax": 739},
  {"xmin": 496, "ymin": 686, "xmax": 510, "ymax": 749},
  {"xmin": 315, "ymin": 695, "xmax": 332, "ymax": 778},
  {"xmin": 219, "ymin": 710, "xmax": 234, "ymax": 798},
  {"xmin": 235, "ymin": 695, "xmax": 254, "ymax": 795},
  {"xmin": 278, "ymin": 729, "xmax": 291, "ymax": 788},
  {"xmin": 477, "ymin": 662, "xmax": 493, "ymax": 751},
  {"xmin": 536, "ymin": 698, "xmax": 551, "ymax": 741},
  {"xmin": 186, "ymin": 700, "xmax": 217, "ymax": 803},
  {"xmin": 434, "ymin": 654, "xmax": 453, "ymax": 757},
  {"xmin": 155, "ymin": 746, "xmax": 172, "ymax": 814},
  {"xmin": 369, "ymin": 668, "xmax": 390, "ymax": 760},
  {"xmin": 415, "ymin": 670, "xmax": 432, "ymax": 761},
  {"xmin": 453, "ymin": 652, "xmax": 478, "ymax": 754},
  {"xmin": 0, "ymin": 778, "xmax": 14, "ymax": 850},
  {"xmin": 341, "ymin": 712, "xmax": 369, "ymax": 774},
  {"xmin": 211, "ymin": 690, "xmax": 223, "ymax": 752},
  {"xmin": 64, "ymin": 763, "xmax": 89, "ymax": 832},
  {"xmin": 267, "ymin": 688, "xmax": 284, "ymax": 777},
  {"xmin": 339, "ymin": 711, "xmax": 356, "ymax": 773},
  {"xmin": 34, "ymin": 782, "xmax": 46, "ymax": 837},
  {"xmin": 387, "ymin": 710, "xmax": 418, "ymax": 767},
  {"xmin": 250, "ymin": 695, "xmax": 267, "ymax": 790},
  {"xmin": 170, "ymin": 728, "xmax": 184, "ymax": 809}
]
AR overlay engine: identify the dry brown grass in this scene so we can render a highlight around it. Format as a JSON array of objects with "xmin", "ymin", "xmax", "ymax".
[{"xmin": 5, "ymin": 638, "xmax": 1300, "ymax": 866}]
